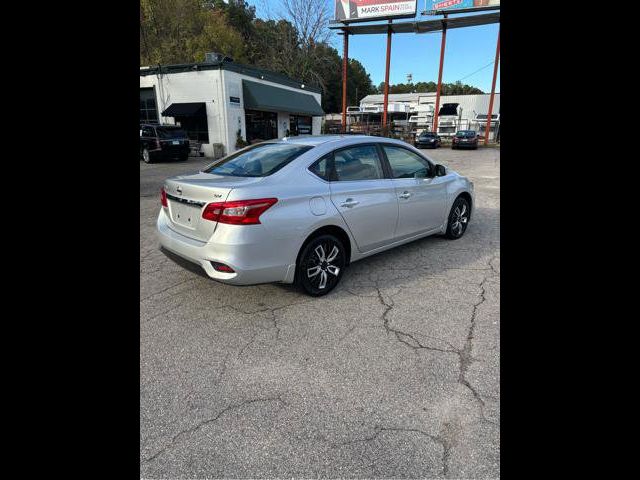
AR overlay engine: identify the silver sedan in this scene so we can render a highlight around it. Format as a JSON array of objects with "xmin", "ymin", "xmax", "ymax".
[{"xmin": 157, "ymin": 135, "xmax": 474, "ymax": 296}]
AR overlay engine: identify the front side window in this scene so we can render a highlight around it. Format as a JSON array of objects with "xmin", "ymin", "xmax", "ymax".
[
  {"xmin": 203, "ymin": 143, "xmax": 312, "ymax": 177},
  {"xmin": 383, "ymin": 146, "xmax": 432, "ymax": 179},
  {"xmin": 142, "ymin": 126, "xmax": 155, "ymax": 137},
  {"xmin": 333, "ymin": 145, "xmax": 384, "ymax": 181}
]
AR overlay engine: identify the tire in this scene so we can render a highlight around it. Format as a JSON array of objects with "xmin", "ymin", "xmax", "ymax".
[
  {"xmin": 179, "ymin": 153, "xmax": 188, "ymax": 161},
  {"xmin": 296, "ymin": 234, "xmax": 346, "ymax": 296},
  {"xmin": 444, "ymin": 196, "xmax": 471, "ymax": 239},
  {"xmin": 142, "ymin": 148, "xmax": 154, "ymax": 164}
]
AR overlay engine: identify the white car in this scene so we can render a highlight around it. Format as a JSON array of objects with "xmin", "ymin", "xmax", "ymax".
[{"xmin": 157, "ymin": 135, "xmax": 474, "ymax": 296}]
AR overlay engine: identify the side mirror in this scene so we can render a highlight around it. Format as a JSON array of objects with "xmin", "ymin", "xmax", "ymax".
[{"xmin": 435, "ymin": 164, "xmax": 447, "ymax": 176}]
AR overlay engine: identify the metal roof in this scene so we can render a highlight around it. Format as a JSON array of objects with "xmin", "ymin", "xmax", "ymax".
[
  {"xmin": 360, "ymin": 92, "xmax": 499, "ymax": 105},
  {"xmin": 140, "ymin": 60, "xmax": 322, "ymax": 94},
  {"xmin": 330, "ymin": 12, "xmax": 499, "ymax": 35}
]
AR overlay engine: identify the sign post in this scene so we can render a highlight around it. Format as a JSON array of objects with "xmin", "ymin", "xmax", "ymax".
[
  {"xmin": 484, "ymin": 25, "xmax": 499, "ymax": 145},
  {"xmin": 341, "ymin": 30, "xmax": 349, "ymax": 133},
  {"xmin": 382, "ymin": 20, "xmax": 393, "ymax": 131},
  {"xmin": 432, "ymin": 13, "xmax": 447, "ymax": 134}
]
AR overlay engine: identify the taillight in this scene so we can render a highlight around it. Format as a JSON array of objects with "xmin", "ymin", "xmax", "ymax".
[
  {"xmin": 160, "ymin": 187, "xmax": 168, "ymax": 207},
  {"xmin": 211, "ymin": 262, "xmax": 235, "ymax": 273},
  {"xmin": 202, "ymin": 198, "xmax": 277, "ymax": 225}
]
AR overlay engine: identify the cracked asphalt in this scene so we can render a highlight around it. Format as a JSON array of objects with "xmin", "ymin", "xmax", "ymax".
[{"xmin": 140, "ymin": 146, "xmax": 500, "ymax": 479}]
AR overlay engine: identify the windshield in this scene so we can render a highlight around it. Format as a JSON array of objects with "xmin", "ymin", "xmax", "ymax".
[
  {"xmin": 456, "ymin": 131, "xmax": 476, "ymax": 138},
  {"xmin": 157, "ymin": 127, "xmax": 188, "ymax": 139},
  {"xmin": 419, "ymin": 133, "xmax": 435, "ymax": 138},
  {"xmin": 203, "ymin": 143, "xmax": 313, "ymax": 177}
]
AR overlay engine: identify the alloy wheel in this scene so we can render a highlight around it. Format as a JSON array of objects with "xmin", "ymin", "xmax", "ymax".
[{"xmin": 299, "ymin": 235, "xmax": 345, "ymax": 296}]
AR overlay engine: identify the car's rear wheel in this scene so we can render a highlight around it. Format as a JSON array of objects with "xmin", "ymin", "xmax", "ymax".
[
  {"xmin": 445, "ymin": 197, "xmax": 471, "ymax": 239},
  {"xmin": 297, "ymin": 234, "xmax": 346, "ymax": 296},
  {"xmin": 142, "ymin": 148, "xmax": 154, "ymax": 164}
]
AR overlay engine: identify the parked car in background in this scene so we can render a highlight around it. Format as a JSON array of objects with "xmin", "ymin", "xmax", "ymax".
[
  {"xmin": 414, "ymin": 132, "xmax": 441, "ymax": 149},
  {"xmin": 140, "ymin": 124, "xmax": 190, "ymax": 163},
  {"xmin": 157, "ymin": 135, "xmax": 474, "ymax": 296},
  {"xmin": 452, "ymin": 130, "xmax": 479, "ymax": 150}
]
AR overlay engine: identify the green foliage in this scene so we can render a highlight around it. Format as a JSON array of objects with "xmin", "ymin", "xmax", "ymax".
[
  {"xmin": 377, "ymin": 80, "xmax": 484, "ymax": 95},
  {"xmin": 140, "ymin": 0, "xmax": 247, "ymax": 65},
  {"xmin": 235, "ymin": 129, "xmax": 248, "ymax": 149}
]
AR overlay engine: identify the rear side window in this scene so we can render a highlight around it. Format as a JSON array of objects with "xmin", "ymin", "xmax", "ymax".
[
  {"xmin": 157, "ymin": 127, "xmax": 187, "ymax": 139},
  {"xmin": 383, "ymin": 146, "xmax": 432, "ymax": 179},
  {"xmin": 204, "ymin": 143, "xmax": 313, "ymax": 177},
  {"xmin": 333, "ymin": 145, "xmax": 384, "ymax": 181},
  {"xmin": 309, "ymin": 154, "xmax": 333, "ymax": 181}
]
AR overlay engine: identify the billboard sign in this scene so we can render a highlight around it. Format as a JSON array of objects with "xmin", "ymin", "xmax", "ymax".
[
  {"xmin": 334, "ymin": 0, "xmax": 418, "ymax": 23},
  {"xmin": 426, "ymin": 0, "xmax": 500, "ymax": 12}
]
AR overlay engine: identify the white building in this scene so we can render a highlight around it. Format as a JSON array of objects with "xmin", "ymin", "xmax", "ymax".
[
  {"xmin": 354, "ymin": 92, "xmax": 500, "ymax": 139},
  {"xmin": 140, "ymin": 55, "xmax": 324, "ymax": 157}
]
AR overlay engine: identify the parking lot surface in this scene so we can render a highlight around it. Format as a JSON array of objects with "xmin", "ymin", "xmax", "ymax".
[{"xmin": 140, "ymin": 145, "xmax": 500, "ymax": 479}]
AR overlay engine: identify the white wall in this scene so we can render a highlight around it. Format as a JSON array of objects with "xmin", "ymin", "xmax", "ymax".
[{"xmin": 140, "ymin": 69, "xmax": 227, "ymax": 157}]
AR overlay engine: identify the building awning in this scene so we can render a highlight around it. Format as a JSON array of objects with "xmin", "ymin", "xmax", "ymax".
[
  {"xmin": 242, "ymin": 80, "xmax": 324, "ymax": 116},
  {"xmin": 161, "ymin": 102, "xmax": 206, "ymax": 117}
]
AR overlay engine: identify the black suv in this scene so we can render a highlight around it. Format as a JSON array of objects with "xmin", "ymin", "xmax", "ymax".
[{"xmin": 140, "ymin": 124, "xmax": 190, "ymax": 163}]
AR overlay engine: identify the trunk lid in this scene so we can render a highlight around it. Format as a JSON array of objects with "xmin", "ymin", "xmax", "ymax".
[{"xmin": 163, "ymin": 173, "xmax": 264, "ymax": 242}]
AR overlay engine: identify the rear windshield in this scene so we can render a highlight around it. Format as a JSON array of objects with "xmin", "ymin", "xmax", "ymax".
[
  {"xmin": 157, "ymin": 127, "xmax": 188, "ymax": 139},
  {"xmin": 456, "ymin": 131, "xmax": 476, "ymax": 138},
  {"xmin": 203, "ymin": 143, "xmax": 313, "ymax": 177}
]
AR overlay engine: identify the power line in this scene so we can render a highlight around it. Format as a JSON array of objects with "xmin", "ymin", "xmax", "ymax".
[{"xmin": 457, "ymin": 60, "xmax": 496, "ymax": 82}]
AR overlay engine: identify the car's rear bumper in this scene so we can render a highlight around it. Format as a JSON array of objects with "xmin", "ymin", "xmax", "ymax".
[{"xmin": 156, "ymin": 209, "xmax": 296, "ymax": 285}]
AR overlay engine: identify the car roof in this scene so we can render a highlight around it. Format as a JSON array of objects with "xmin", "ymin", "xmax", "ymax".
[{"xmin": 274, "ymin": 135, "xmax": 371, "ymax": 147}]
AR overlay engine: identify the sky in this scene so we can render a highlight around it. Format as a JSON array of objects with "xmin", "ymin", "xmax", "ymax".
[{"xmin": 252, "ymin": 0, "xmax": 500, "ymax": 93}]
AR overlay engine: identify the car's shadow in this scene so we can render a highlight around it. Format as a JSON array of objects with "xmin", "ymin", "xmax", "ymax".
[{"xmin": 158, "ymin": 206, "xmax": 499, "ymax": 298}]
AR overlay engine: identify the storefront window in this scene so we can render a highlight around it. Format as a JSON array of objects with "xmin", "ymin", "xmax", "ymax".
[
  {"xmin": 174, "ymin": 115, "xmax": 209, "ymax": 143},
  {"xmin": 245, "ymin": 110, "xmax": 278, "ymax": 143},
  {"xmin": 290, "ymin": 115, "xmax": 312, "ymax": 136},
  {"xmin": 140, "ymin": 88, "xmax": 158, "ymax": 124}
]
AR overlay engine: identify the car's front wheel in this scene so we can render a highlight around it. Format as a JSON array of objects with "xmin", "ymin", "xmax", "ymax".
[
  {"xmin": 142, "ymin": 148, "xmax": 154, "ymax": 164},
  {"xmin": 445, "ymin": 197, "xmax": 471, "ymax": 239},
  {"xmin": 297, "ymin": 234, "xmax": 346, "ymax": 296}
]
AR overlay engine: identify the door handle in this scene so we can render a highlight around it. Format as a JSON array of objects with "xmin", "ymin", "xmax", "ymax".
[
  {"xmin": 399, "ymin": 191, "xmax": 412, "ymax": 199},
  {"xmin": 341, "ymin": 198, "xmax": 360, "ymax": 208}
]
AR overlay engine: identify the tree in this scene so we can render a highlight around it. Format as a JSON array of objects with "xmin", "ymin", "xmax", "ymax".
[
  {"xmin": 374, "ymin": 80, "xmax": 483, "ymax": 95},
  {"xmin": 140, "ymin": 0, "xmax": 247, "ymax": 65}
]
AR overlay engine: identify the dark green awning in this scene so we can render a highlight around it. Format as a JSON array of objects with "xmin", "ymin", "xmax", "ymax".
[{"xmin": 242, "ymin": 80, "xmax": 324, "ymax": 116}]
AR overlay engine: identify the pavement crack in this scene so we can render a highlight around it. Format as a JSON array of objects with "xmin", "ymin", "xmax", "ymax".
[
  {"xmin": 457, "ymin": 254, "xmax": 499, "ymax": 425},
  {"xmin": 333, "ymin": 425, "xmax": 453, "ymax": 477},
  {"xmin": 375, "ymin": 286, "xmax": 458, "ymax": 356},
  {"xmin": 140, "ymin": 278, "xmax": 197, "ymax": 302},
  {"xmin": 143, "ymin": 395, "xmax": 287, "ymax": 464}
]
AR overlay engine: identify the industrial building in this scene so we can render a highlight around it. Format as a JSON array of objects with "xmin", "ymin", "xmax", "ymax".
[
  {"xmin": 341, "ymin": 92, "xmax": 500, "ymax": 140},
  {"xmin": 140, "ymin": 54, "xmax": 324, "ymax": 158}
]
